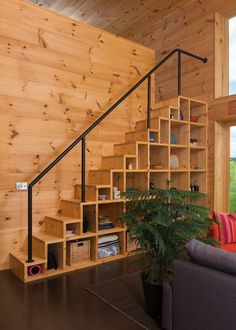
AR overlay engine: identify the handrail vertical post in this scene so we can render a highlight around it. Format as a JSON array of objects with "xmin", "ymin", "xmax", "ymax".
[
  {"xmin": 81, "ymin": 137, "xmax": 86, "ymax": 202},
  {"xmin": 27, "ymin": 186, "xmax": 34, "ymax": 262},
  {"xmin": 147, "ymin": 75, "xmax": 151, "ymax": 129},
  {"xmin": 177, "ymin": 49, "xmax": 182, "ymax": 96}
]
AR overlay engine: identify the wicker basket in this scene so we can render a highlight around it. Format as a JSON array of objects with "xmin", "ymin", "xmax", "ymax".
[{"xmin": 66, "ymin": 240, "xmax": 90, "ymax": 265}]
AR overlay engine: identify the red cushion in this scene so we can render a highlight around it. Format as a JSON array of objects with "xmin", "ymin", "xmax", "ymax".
[
  {"xmin": 213, "ymin": 211, "xmax": 236, "ymax": 244},
  {"xmin": 222, "ymin": 243, "xmax": 236, "ymax": 252}
]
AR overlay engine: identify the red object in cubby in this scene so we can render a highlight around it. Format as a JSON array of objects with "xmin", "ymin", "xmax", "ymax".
[{"xmin": 210, "ymin": 220, "xmax": 236, "ymax": 253}]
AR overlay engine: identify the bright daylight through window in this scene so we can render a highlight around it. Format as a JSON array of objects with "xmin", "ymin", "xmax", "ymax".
[
  {"xmin": 230, "ymin": 126, "xmax": 236, "ymax": 211},
  {"xmin": 229, "ymin": 17, "xmax": 236, "ymax": 95}
]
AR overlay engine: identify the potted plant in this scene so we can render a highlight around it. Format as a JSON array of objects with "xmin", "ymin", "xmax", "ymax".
[{"xmin": 120, "ymin": 185, "xmax": 216, "ymax": 320}]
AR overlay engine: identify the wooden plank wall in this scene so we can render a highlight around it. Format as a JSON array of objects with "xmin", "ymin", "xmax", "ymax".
[
  {"xmin": 0, "ymin": 0, "xmax": 155, "ymax": 269},
  {"xmin": 132, "ymin": 0, "xmax": 236, "ymax": 210}
]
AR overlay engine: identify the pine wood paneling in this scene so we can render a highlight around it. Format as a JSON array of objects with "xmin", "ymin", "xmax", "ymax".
[{"xmin": 0, "ymin": 0, "xmax": 155, "ymax": 269}]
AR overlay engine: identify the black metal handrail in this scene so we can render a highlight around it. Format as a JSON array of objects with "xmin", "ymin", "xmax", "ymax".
[{"xmin": 26, "ymin": 48, "xmax": 207, "ymax": 262}]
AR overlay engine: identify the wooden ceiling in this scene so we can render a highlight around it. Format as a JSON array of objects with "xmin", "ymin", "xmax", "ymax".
[{"xmin": 29, "ymin": 0, "xmax": 191, "ymax": 42}]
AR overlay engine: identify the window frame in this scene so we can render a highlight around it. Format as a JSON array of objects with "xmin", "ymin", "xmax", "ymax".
[
  {"xmin": 214, "ymin": 120, "xmax": 236, "ymax": 212},
  {"xmin": 214, "ymin": 9, "xmax": 236, "ymax": 99}
]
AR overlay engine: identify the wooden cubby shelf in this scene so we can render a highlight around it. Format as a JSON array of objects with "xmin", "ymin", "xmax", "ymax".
[{"xmin": 10, "ymin": 95, "xmax": 207, "ymax": 282}]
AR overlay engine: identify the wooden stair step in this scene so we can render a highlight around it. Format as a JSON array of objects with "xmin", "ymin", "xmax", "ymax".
[
  {"xmin": 9, "ymin": 251, "xmax": 47, "ymax": 282},
  {"xmin": 89, "ymin": 169, "xmax": 111, "ymax": 185},
  {"xmin": 10, "ymin": 251, "xmax": 46, "ymax": 266},
  {"xmin": 102, "ymin": 155, "xmax": 126, "ymax": 169},
  {"xmin": 61, "ymin": 199, "xmax": 81, "ymax": 218},
  {"xmin": 114, "ymin": 142, "xmax": 137, "ymax": 155},
  {"xmin": 75, "ymin": 184, "xmax": 111, "ymax": 201},
  {"xmin": 125, "ymin": 128, "xmax": 159, "ymax": 143},
  {"xmin": 45, "ymin": 215, "xmax": 81, "ymax": 224},
  {"xmin": 33, "ymin": 232, "xmax": 64, "ymax": 244},
  {"xmin": 153, "ymin": 97, "xmax": 178, "ymax": 109},
  {"xmin": 135, "ymin": 117, "xmax": 160, "ymax": 130},
  {"xmin": 102, "ymin": 154, "xmax": 137, "ymax": 169},
  {"xmin": 44, "ymin": 215, "xmax": 81, "ymax": 239}
]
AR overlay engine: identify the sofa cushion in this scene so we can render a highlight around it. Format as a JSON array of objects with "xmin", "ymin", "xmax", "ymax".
[
  {"xmin": 213, "ymin": 211, "xmax": 236, "ymax": 244},
  {"xmin": 222, "ymin": 243, "xmax": 236, "ymax": 252},
  {"xmin": 185, "ymin": 239, "xmax": 236, "ymax": 276}
]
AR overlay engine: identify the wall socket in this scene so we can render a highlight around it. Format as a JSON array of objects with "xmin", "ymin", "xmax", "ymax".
[{"xmin": 16, "ymin": 182, "xmax": 28, "ymax": 191}]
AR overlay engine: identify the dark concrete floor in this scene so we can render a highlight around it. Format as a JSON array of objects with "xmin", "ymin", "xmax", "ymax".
[{"xmin": 0, "ymin": 257, "xmax": 143, "ymax": 330}]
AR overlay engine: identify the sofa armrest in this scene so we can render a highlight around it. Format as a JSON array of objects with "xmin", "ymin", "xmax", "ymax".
[{"xmin": 173, "ymin": 260, "xmax": 236, "ymax": 330}]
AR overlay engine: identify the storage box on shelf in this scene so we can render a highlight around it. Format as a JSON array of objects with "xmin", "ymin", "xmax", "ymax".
[
  {"xmin": 66, "ymin": 239, "xmax": 90, "ymax": 266},
  {"xmin": 10, "ymin": 96, "xmax": 208, "ymax": 282}
]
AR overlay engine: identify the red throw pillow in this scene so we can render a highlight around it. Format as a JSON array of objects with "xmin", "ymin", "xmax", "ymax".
[{"xmin": 214, "ymin": 212, "xmax": 236, "ymax": 244}]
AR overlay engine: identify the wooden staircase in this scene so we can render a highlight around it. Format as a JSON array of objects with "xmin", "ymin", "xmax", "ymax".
[{"xmin": 9, "ymin": 95, "xmax": 208, "ymax": 282}]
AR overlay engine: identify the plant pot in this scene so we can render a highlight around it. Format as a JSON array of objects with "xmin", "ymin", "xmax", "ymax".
[{"xmin": 142, "ymin": 278, "xmax": 163, "ymax": 320}]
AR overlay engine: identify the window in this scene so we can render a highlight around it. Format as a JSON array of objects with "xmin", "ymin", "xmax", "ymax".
[
  {"xmin": 229, "ymin": 17, "xmax": 236, "ymax": 95},
  {"xmin": 215, "ymin": 11, "xmax": 236, "ymax": 98},
  {"xmin": 230, "ymin": 126, "xmax": 236, "ymax": 211}
]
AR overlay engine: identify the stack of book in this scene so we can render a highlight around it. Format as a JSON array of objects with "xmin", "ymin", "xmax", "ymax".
[{"xmin": 98, "ymin": 216, "xmax": 115, "ymax": 230}]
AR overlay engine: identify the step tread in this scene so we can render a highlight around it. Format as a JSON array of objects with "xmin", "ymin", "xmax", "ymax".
[
  {"xmin": 115, "ymin": 141, "xmax": 148, "ymax": 147},
  {"xmin": 89, "ymin": 169, "xmax": 111, "ymax": 173},
  {"xmin": 102, "ymin": 154, "xmax": 136, "ymax": 159},
  {"xmin": 61, "ymin": 198, "xmax": 81, "ymax": 204},
  {"xmin": 98, "ymin": 226, "xmax": 126, "ymax": 235},
  {"xmin": 46, "ymin": 215, "xmax": 82, "ymax": 223},
  {"xmin": 10, "ymin": 251, "xmax": 46, "ymax": 266},
  {"xmin": 135, "ymin": 117, "xmax": 159, "ymax": 124},
  {"xmin": 90, "ymin": 169, "xmax": 123, "ymax": 173},
  {"xmin": 75, "ymin": 184, "xmax": 111, "ymax": 188},
  {"xmin": 126, "ymin": 128, "xmax": 159, "ymax": 134},
  {"xmin": 33, "ymin": 232, "xmax": 64, "ymax": 243}
]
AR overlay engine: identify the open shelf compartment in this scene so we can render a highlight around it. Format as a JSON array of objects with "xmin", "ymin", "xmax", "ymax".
[
  {"xmin": 66, "ymin": 236, "xmax": 97, "ymax": 266},
  {"xmin": 170, "ymin": 121, "xmax": 188, "ymax": 145},
  {"xmin": 150, "ymin": 145, "xmax": 169, "ymax": 170},
  {"xmin": 179, "ymin": 97, "xmax": 190, "ymax": 121},
  {"xmin": 126, "ymin": 172, "xmax": 149, "ymax": 191},
  {"xmin": 190, "ymin": 124, "xmax": 206, "ymax": 148},
  {"xmin": 125, "ymin": 156, "xmax": 136, "ymax": 170},
  {"xmin": 170, "ymin": 147, "xmax": 189, "ymax": 171},
  {"xmin": 82, "ymin": 204, "xmax": 97, "ymax": 234},
  {"xmin": 137, "ymin": 143, "xmax": 149, "ymax": 169},
  {"xmin": 190, "ymin": 149, "xmax": 206, "ymax": 170},
  {"xmin": 170, "ymin": 172, "xmax": 189, "ymax": 190},
  {"xmin": 98, "ymin": 230, "xmax": 126, "ymax": 260},
  {"xmin": 190, "ymin": 172, "xmax": 207, "ymax": 193},
  {"xmin": 46, "ymin": 242, "xmax": 64, "ymax": 273},
  {"xmin": 150, "ymin": 172, "xmax": 169, "ymax": 190},
  {"xmin": 159, "ymin": 119, "xmax": 169, "ymax": 144},
  {"xmin": 190, "ymin": 100, "xmax": 207, "ymax": 124},
  {"xmin": 112, "ymin": 172, "xmax": 124, "ymax": 199},
  {"xmin": 98, "ymin": 202, "xmax": 124, "ymax": 233},
  {"xmin": 170, "ymin": 107, "xmax": 179, "ymax": 120}
]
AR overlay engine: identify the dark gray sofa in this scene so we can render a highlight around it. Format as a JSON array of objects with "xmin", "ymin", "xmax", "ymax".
[{"xmin": 172, "ymin": 259, "xmax": 236, "ymax": 330}]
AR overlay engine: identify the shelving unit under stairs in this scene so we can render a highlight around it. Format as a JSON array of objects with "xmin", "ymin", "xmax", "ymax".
[{"xmin": 10, "ymin": 96, "xmax": 207, "ymax": 282}]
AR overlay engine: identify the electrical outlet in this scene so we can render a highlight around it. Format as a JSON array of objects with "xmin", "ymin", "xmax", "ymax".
[{"xmin": 16, "ymin": 182, "xmax": 28, "ymax": 191}]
